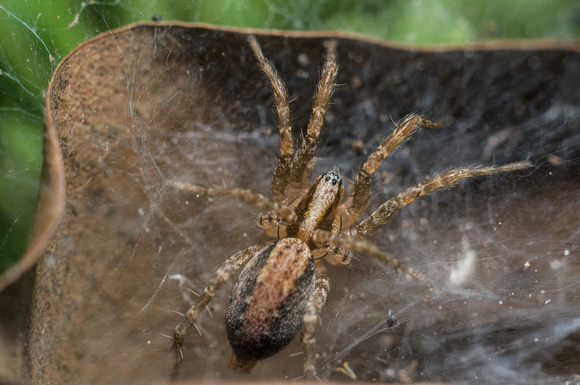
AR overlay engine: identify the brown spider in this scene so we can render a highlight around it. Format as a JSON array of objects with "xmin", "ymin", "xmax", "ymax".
[{"xmin": 170, "ymin": 35, "xmax": 531, "ymax": 379}]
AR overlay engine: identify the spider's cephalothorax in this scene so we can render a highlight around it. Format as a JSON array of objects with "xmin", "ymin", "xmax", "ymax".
[
  {"xmin": 284, "ymin": 171, "xmax": 344, "ymax": 245},
  {"xmin": 169, "ymin": 35, "xmax": 531, "ymax": 380}
]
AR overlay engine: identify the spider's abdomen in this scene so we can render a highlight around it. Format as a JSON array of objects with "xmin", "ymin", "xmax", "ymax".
[{"xmin": 226, "ymin": 238, "xmax": 315, "ymax": 370}]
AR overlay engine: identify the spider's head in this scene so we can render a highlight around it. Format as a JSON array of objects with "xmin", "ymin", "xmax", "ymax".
[
  {"xmin": 308, "ymin": 170, "xmax": 344, "ymax": 208},
  {"xmin": 286, "ymin": 171, "xmax": 344, "ymax": 241},
  {"xmin": 321, "ymin": 170, "xmax": 341, "ymax": 187}
]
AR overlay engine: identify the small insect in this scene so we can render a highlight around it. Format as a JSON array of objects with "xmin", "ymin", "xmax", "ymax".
[{"xmin": 170, "ymin": 35, "xmax": 531, "ymax": 379}]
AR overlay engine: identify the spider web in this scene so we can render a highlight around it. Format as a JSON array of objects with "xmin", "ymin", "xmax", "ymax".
[
  {"xmin": 2, "ymin": 0, "xmax": 579, "ymax": 281},
  {"xmin": 2, "ymin": 0, "xmax": 579, "ymax": 273},
  {"xmin": 1, "ymin": 1, "xmax": 580, "ymax": 385}
]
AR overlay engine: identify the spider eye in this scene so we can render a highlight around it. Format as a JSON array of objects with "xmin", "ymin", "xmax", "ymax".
[{"xmin": 322, "ymin": 171, "xmax": 340, "ymax": 186}]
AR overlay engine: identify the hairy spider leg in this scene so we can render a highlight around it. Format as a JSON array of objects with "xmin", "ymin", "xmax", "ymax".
[
  {"xmin": 287, "ymin": 40, "xmax": 338, "ymax": 192},
  {"xmin": 313, "ymin": 230, "xmax": 430, "ymax": 283},
  {"xmin": 171, "ymin": 245, "xmax": 261, "ymax": 378},
  {"xmin": 170, "ymin": 181, "xmax": 296, "ymax": 225},
  {"xmin": 342, "ymin": 114, "xmax": 442, "ymax": 228},
  {"xmin": 169, "ymin": 178, "xmax": 422, "ymax": 279},
  {"xmin": 248, "ymin": 36, "xmax": 293, "ymax": 203},
  {"xmin": 249, "ymin": 37, "xmax": 338, "ymax": 202},
  {"xmin": 303, "ymin": 268, "xmax": 330, "ymax": 379},
  {"xmin": 353, "ymin": 161, "xmax": 533, "ymax": 238}
]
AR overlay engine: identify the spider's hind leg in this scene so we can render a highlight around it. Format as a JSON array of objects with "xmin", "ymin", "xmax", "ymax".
[
  {"xmin": 303, "ymin": 268, "xmax": 330, "ymax": 379},
  {"xmin": 171, "ymin": 245, "xmax": 261, "ymax": 377}
]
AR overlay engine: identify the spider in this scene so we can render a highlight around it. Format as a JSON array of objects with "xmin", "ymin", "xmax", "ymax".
[{"xmin": 170, "ymin": 35, "xmax": 531, "ymax": 379}]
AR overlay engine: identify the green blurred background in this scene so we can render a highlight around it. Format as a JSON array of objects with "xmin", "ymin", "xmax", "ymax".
[{"xmin": 1, "ymin": 0, "xmax": 579, "ymax": 278}]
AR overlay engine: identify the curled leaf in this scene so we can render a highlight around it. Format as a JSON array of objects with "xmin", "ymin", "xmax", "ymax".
[{"xmin": 25, "ymin": 23, "xmax": 580, "ymax": 383}]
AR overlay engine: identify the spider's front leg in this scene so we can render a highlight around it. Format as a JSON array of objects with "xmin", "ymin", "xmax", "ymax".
[
  {"xmin": 171, "ymin": 245, "xmax": 260, "ymax": 375},
  {"xmin": 288, "ymin": 40, "xmax": 338, "ymax": 193},
  {"xmin": 249, "ymin": 36, "xmax": 338, "ymax": 201},
  {"xmin": 248, "ymin": 36, "xmax": 293, "ymax": 203}
]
